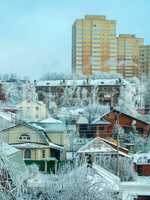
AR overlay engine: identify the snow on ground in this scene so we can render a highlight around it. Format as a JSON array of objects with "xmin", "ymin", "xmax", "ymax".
[
  {"xmin": 92, "ymin": 164, "xmax": 120, "ymax": 191},
  {"xmin": 120, "ymin": 180, "xmax": 150, "ymax": 196}
]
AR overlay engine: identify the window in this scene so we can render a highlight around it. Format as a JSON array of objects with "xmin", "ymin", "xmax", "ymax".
[
  {"xmin": 35, "ymin": 106, "xmax": 39, "ymax": 110},
  {"xmin": 24, "ymin": 149, "xmax": 31, "ymax": 159},
  {"xmin": 19, "ymin": 134, "xmax": 30, "ymax": 141},
  {"xmin": 42, "ymin": 150, "xmax": 45, "ymax": 158},
  {"xmin": 98, "ymin": 127, "xmax": 104, "ymax": 131},
  {"xmin": 36, "ymin": 115, "xmax": 39, "ymax": 119},
  {"xmin": 136, "ymin": 128, "xmax": 143, "ymax": 134}
]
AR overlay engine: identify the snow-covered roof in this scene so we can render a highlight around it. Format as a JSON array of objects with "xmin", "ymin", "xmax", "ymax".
[
  {"xmin": 0, "ymin": 122, "xmax": 52, "ymax": 146},
  {"xmin": 12, "ymin": 143, "xmax": 50, "ymax": 149},
  {"xmin": 30, "ymin": 123, "xmax": 45, "ymax": 130},
  {"xmin": 0, "ymin": 111, "xmax": 15, "ymax": 121},
  {"xmin": 33, "ymin": 122, "xmax": 66, "ymax": 132},
  {"xmin": 40, "ymin": 117, "xmax": 63, "ymax": 124},
  {"xmin": 56, "ymin": 107, "xmax": 85, "ymax": 120},
  {"xmin": 12, "ymin": 142, "xmax": 64, "ymax": 151},
  {"xmin": 106, "ymin": 108, "xmax": 149, "ymax": 125},
  {"xmin": 93, "ymin": 164, "xmax": 120, "ymax": 188},
  {"xmin": 77, "ymin": 137, "xmax": 129, "ymax": 157},
  {"xmin": 100, "ymin": 137, "xmax": 129, "ymax": 153},
  {"xmin": 48, "ymin": 142, "xmax": 64, "ymax": 151},
  {"xmin": 36, "ymin": 78, "xmax": 124, "ymax": 87},
  {"xmin": 92, "ymin": 118, "xmax": 111, "ymax": 125},
  {"xmin": 0, "ymin": 142, "xmax": 19, "ymax": 156},
  {"xmin": 0, "ymin": 122, "xmax": 65, "ymax": 151},
  {"xmin": 77, "ymin": 137, "xmax": 117, "ymax": 153}
]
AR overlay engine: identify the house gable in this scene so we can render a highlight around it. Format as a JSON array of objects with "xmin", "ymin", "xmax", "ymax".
[{"xmin": 0, "ymin": 124, "xmax": 47, "ymax": 145}]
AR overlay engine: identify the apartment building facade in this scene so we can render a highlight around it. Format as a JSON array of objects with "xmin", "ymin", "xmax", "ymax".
[
  {"xmin": 139, "ymin": 45, "xmax": 150, "ymax": 77},
  {"xmin": 72, "ymin": 15, "xmax": 117, "ymax": 75},
  {"xmin": 35, "ymin": 78, "xmax": 123, "ymax": 107},
  {"xmin": 117, "ymin": 34, "xmax": 144, "ymax": 78}
]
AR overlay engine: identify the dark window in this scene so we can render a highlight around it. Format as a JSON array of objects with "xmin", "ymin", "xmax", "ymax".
[
  {"xmin": 79, "ymin": 124, "xmax": 96, "ymax": 138},
  {"xmin": 124, "ymin": 127, "xmax": 131, "ymax": 133},
  {"xmin": 50, "ymin": 149, "xmax": 60, "ymax": 160},
  {"xmin": 35, "ymin": 106, "xmax": 39, "ymax": 110},
  {"xmin": 36, "ymin": 114, "xmax": 39, "ymax": 119},
  {"xmin": 98, "ymin": 127, "xmax": 104, "ymax": 131},
  {"xmin": 137, "ymin": 128, "xmax": 144, "ymax": 134},
  {"xmin": 136, "ymin": 165, "xmax": 143, "ymax": 176},
  {"xmin": 19, "ymin": 134, "xmax": 30, "ymax": 141},
  {"xmin": 24, "ymin": 149, "xmax": 31, "ymax": 159},
  {"xmin": 42, "ymin": 150, "xmax": 45, "ymax": 158}
]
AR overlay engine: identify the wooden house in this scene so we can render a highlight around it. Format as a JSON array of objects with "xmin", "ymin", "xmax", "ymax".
[
  {"xmin": 92, "ymin": 118, "xmax": 113, "ymax": 138},
  {"xmin": 103, "ymin": 109, "xmax": 149, "ymax": 136}
]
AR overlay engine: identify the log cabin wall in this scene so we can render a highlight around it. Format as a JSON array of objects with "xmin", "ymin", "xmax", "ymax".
[{"xmin": 104, "ymin": 111, "xmax": 149, "ymax": 136}]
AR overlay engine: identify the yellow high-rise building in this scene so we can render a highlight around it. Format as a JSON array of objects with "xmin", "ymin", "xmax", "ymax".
[
  {"xmin": 139, "ymin": 45, "xmax": 150, "ymax": 77},
  {"xmin": 117, "ymin": 34, "xmax": 144, "ymax": 78},
  {"xmin": 72, "ymin": 15, "xmax": 117, "ymax": 75}
]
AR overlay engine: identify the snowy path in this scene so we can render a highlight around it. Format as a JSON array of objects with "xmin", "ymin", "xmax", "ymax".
[
  {"xmin": 120, "ymin": 181, "xmax": 150, "ymax": 196},
  {"xmin": 93, "ymin": 164, "xmax": 150, "ymax": 199}
]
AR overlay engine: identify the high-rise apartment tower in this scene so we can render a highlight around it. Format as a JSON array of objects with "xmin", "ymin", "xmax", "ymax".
[
  {"xmin": 139, "ymin": 45, "xmax": 150, "ymax": 77},
  {"xmin": 117, "ymin": 34, "xmax": 144, "ymax": 78},
  {"xmin": 72, "ymin": 15, "xmax": 117, "ymax": 75}
]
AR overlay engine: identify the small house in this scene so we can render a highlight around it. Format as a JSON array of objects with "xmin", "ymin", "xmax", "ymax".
[{"xmin": 0, "ymin": 123, "xmax": 64, "ymax": 173}]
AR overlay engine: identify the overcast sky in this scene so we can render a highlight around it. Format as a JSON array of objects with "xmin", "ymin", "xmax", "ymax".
[{"xmin": 0, "ymin": 0, "xmax": 150, "ymax": 78}]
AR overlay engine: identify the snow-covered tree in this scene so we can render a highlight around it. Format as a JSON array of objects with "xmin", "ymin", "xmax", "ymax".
[
  {"xmin": 117, "ymin": 79, "xmax": 141, "ymax": 116},
  {"xmin": 85, "ymin": 104, "xmax": 110, "ymax": 122},
  {"xmin": 25, "ymin": 164, "xmax": 120, "ymax": 200},
  {"xmin": 0, "ymin": 162, "xmax": 121, "ymax": 200},
  {"xmin": 143, "ymin": 77, "xmax": 150, "ymax": 108}
]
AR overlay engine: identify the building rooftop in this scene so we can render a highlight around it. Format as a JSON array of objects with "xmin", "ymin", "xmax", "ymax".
[
  {"xmin": 40, "ymin": 117, "xmax": 63, "ymax": 124},
  {"xmin": 119, "ymin": 34, "xmax": 136, "ymax": 38},
  {"xmin": 85, "ymin": 15, "xmax": 106, "ymax": 20},
  {"xmin": 12, "ymin": 142, "xmax": 64, "ymax": 151},
  {"xmin": 77, "ymin": 137, "xmax": 128, "ymax": 156},
  {"xmin": 92, "ymin": 118, "xmax": 111, "ymax": 125},
  {"xmin": 36, "ymin": 78, "xmax": 124, "ymax": 87},
  {"xmin": 0, "ymin": 142, "xmax": 20, "ymax": 156}
]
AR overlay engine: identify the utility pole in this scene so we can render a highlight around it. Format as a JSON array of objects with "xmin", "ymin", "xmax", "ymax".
[{"xmin": 116, "ymin": 112, "xmax": 120, "ymax": 177}]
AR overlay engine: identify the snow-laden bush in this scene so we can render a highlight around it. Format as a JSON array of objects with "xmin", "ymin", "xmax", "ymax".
[
  {"xmin": 0, "ymin": 162, "xmax": 121, "ymax": 200},
  {"xmin": 24, "ymin": 165, "xmax": 119, "ymax": 200}
]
